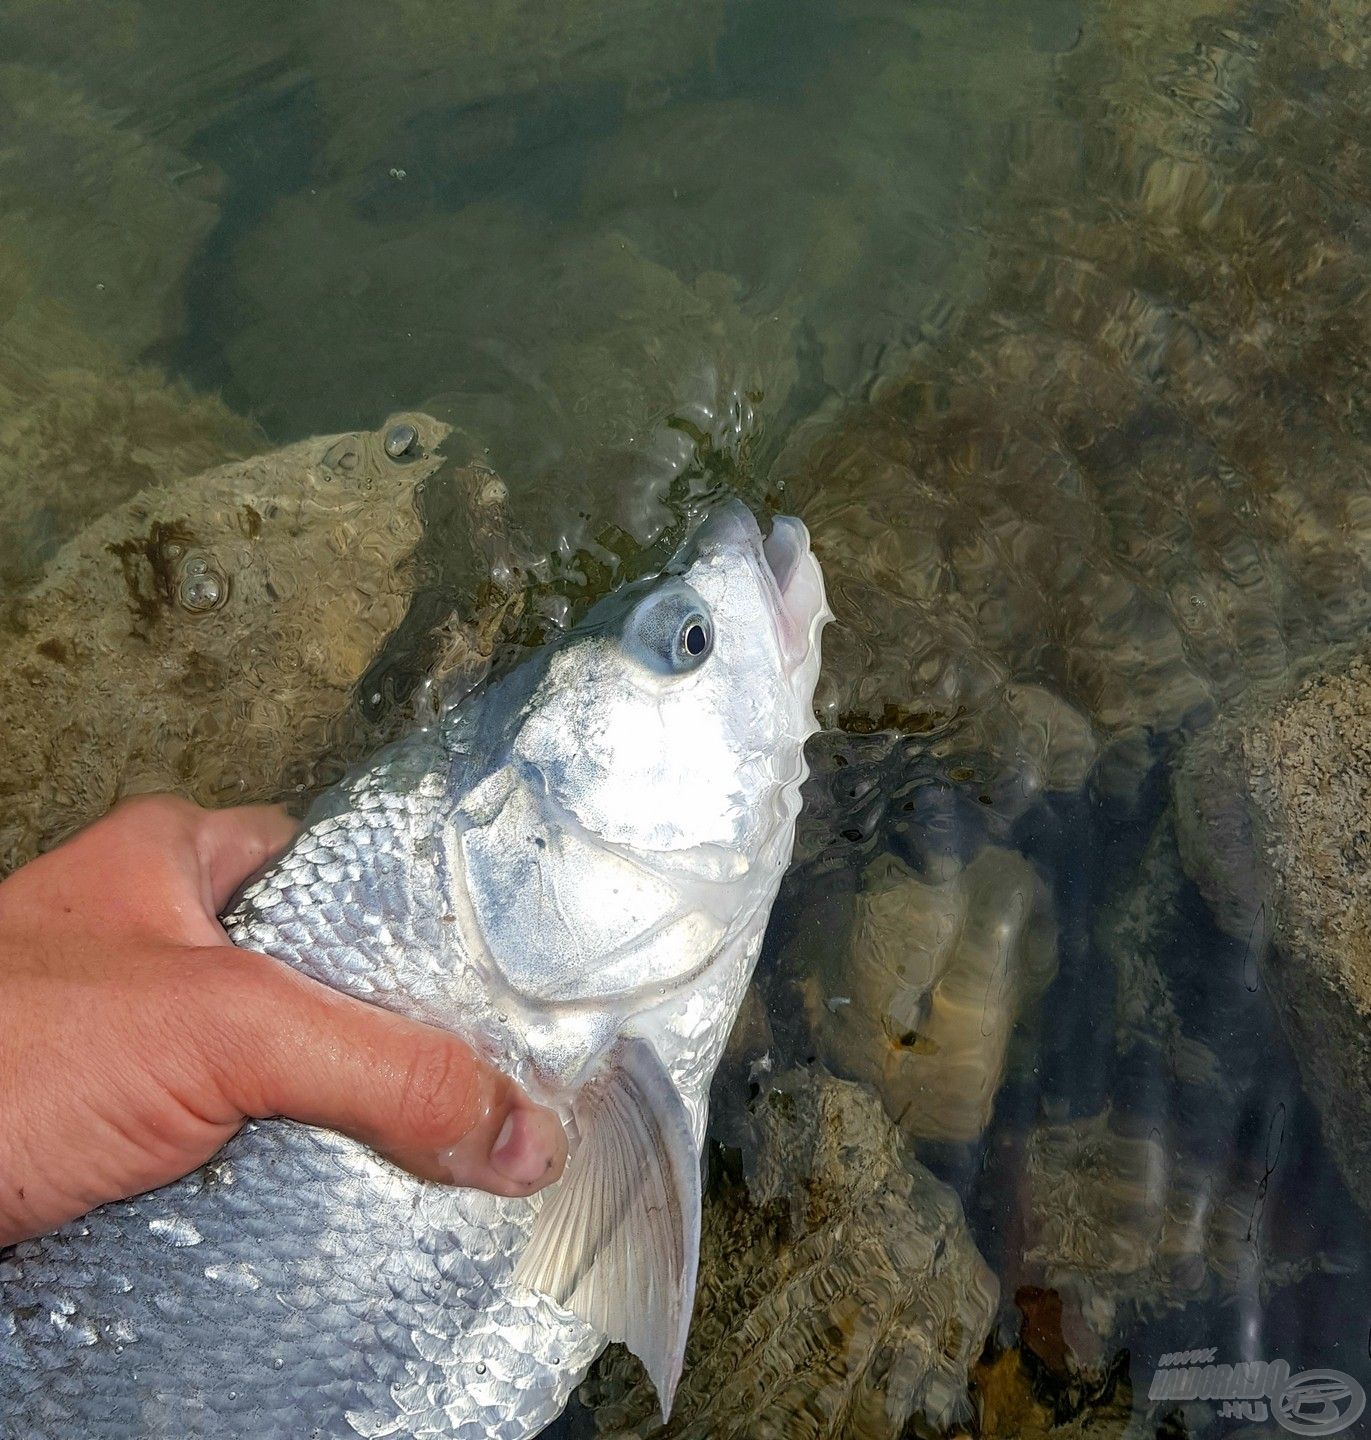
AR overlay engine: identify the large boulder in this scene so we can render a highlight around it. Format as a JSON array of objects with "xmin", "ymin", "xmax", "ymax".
[
  {"xmin": 795, "ymin": 846, "xmax": 1057, "ymax": 1146},
  {"xmin": 0, "ymin": 415, "xmax": 510, "ymax": 876},
  {"xmin": 1174, "ymin": 648, "xmax": 1371, "ymax": 1216},
  {"xmin": 581, "ymin": 1069, "xmax": 999, "ymax": 1439}
]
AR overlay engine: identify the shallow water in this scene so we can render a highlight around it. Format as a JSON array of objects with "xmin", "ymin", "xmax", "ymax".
[{"xmin": 2, "ymin": 0, "xmax": 1370, "ymax": 1435}]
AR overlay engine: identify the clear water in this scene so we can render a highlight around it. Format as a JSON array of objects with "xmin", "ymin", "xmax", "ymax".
[{"xmin": 2, "ymin": 0, "xmax": 1370, "ymax": 1435}]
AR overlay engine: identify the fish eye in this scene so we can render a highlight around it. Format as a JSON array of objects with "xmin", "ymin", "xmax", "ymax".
[{"xmin": 621, "ymin": 580, "xmax": 714, "ymax": 676}]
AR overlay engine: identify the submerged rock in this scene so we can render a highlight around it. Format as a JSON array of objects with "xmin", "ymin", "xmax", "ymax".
[
  {"xmin": 0, "ymin": 1, "xmax": 292, "ymax": 147},
  {"xmin": 0, "ymin": 363, "xmax": 258, "ymax": 594},
  {"xmin": 778, "ymin": 0, "xmax": 1371, "ymax": 794},
  {"xmin": 581, "ymin": 1069, "xmax": 998, "ymax": 1439},
  {"xmin": 973, "ymin": 1346, "xmax": 1134, "ymax": 1439},
  {"xmin": 795, "ymin": 846, "xmax": 1056, "ymax": 1146},
  {"xmin": 1010, "ymin": 1107, "xmax": 1326, "ymax": 1373},
  {"xmin": 205, "ymin": 0, "xmax": 1077, "ymax": 554},
  {"xmin": 1001, "ymin": 805, "xmax": 1341, "ymax": 1372},
  {"xmin": 0, "ymin": 63, "xmax": 222, "ymax": 363},
  {"xmin": 1096, "ymin": 810, "xmax": 1227, "ymax": 1091},
  {"xmin": 304, "ymin": 0, "xmax": 725, "ymax": 179},
  {"xmin": 0, "ymin": 415, "xmax": 489, "ymax": 876},
  {"xmin": 578, "ymin": 0, "xmax": 1074, "ymax": 405},
  {"xmin": 1174, "ymin": 647, "xmax": 1371, "ymax": 1218},
  {"xmin": 0, "ymin": 61, "xmax": 259, "ymax": 592}
]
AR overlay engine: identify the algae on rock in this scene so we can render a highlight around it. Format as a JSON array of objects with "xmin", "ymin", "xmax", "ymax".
[
  {"xmin": 581, "ymin": 1069, "xmax": 998, "ymax": 1440},
  {"xmin": 0, "ymin": 361, "xmax": 258, "ymax": 594},
  {"xmin": 797, "ymin": 847, "xmax": 1057, "ymax": 1146},
  {"xmin": 0, "ymin": 416, "xmax": 460, "ymax": 877},
  {"xmin": 1174, "ymin": 647, "xmax": 1371, "ymax": 1218},
  {"xmin": 779, "ymin": 0, "xmax": 1371, "ymax": 792}
]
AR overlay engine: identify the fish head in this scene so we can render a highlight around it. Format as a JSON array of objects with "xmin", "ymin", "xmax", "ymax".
[
  {"xmin": 489, "ymin": 501, "xmax": 829, "ymax": 1005},
  {"xmin": 518, "ymin": 500, "xmax": 827, "ymax": 866}
]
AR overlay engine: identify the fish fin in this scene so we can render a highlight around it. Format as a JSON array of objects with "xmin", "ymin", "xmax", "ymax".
[{"xmin": 513, "ymin": 1034, "xmax": 700, "ymax": 1420}]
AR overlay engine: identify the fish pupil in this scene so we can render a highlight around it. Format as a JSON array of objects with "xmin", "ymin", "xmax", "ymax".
[{"xmin": 684, "ymin": 622, "xmax": 708, "ymax": 656}]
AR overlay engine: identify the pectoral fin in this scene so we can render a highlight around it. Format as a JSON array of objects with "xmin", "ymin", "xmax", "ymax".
[{"xmin": 513, "ymin": 1035, "xmax": 700, "ymax": 1418}]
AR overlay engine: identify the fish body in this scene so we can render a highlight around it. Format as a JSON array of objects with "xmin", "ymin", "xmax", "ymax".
[{"xmin": 0, "ymin": 503, "xmax": 828, "ymax": 1439}]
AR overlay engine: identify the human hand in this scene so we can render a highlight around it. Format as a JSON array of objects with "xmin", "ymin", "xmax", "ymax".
[{"xmin": 0, "ymin": 795, "xmax": 567, "ymax": 1247}]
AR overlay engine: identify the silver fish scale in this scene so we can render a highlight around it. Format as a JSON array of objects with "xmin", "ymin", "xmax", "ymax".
[
  {"xmin": 0, "ymin": 767, "xmax": 605, "ymax": 1440},
  {"xmin": 0, "ymin": 1121, "xmax": 599, "ymax": 1438}
]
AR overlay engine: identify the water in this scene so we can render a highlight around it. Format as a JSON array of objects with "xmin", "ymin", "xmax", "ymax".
[{"xmin": 2, "ymin": 0, "xmax": 1370, "ymax": 1435}]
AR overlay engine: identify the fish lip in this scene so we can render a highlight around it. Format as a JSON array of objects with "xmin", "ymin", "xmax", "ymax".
[
  {"xmin": 762, "ymin": 515, "xmax": 808, "ymax": 606},
  {"xmin": 685, "ymin": 500, "xmax": 827, "ymax": 671},
  {"xmin": 683, "ymin": 497, "xmax": 763, "ymax": 557},
  {"xmin": 759, "ymin": 514, "xmax": 827, "ymax": 671}
]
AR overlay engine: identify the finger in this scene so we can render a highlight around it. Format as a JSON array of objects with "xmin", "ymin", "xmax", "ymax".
[
  {"xmin": 199, "ymin": 948, "xmax": 567, "ymax": 1197},
  {"xmin": 5, "ymin": 794, "xmax": 208, "ymax": 935},
  {"xmin": 194, "ymin": 805, "xmax": 300, "ymax": 914}
]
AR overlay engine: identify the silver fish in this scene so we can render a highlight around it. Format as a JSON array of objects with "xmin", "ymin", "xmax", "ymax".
[{"xmin": 0, "ymin": 502, "xmax": 829, "ymax": 1439}]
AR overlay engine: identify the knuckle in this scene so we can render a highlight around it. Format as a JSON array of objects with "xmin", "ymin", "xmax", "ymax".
[{"xmin": 397, "ymin": 1037, "xmax": 482, "ymax": 1144}]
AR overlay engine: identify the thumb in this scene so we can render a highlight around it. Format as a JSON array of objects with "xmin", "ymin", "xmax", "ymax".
[
  {"xmin": 194, "ymin": 804, "xmax": 301, "ymax": 915},
  {"xmin": 204, "ymin": 948, "xmax": 567, "ymax": 1197}
]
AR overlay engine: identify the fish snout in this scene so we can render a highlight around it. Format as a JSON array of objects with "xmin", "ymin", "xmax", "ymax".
[
  {"xmin": 686, "ymin": 497, "xmax": 763, "ymax": 555},
  {"xmin": 762, "ymin": 514, "xmax": 828, "ymax": 669},
  {"xmin": 685, "ymin": 500, "xmax": 829, "ymax": 669}
]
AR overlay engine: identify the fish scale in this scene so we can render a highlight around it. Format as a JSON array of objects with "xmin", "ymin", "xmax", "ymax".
[{"xmin": 0, "ymin": 502, "xmax": 828, "ymax": 1438}]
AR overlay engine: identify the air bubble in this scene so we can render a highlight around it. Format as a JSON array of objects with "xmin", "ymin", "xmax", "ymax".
[
  {"xmin": 384, "ymin": 422, "xmax": 418, "ymax": 459},
  {"xmin": 179, "ymin": 572, "xmax": 224, "ymax": 612}
]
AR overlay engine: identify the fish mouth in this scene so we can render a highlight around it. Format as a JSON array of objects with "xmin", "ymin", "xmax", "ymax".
[{"xmin": 687, "ymin": 500, "xmax": 828, "ymax": 670}]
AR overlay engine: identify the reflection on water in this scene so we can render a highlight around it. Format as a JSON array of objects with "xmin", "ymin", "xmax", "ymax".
[{"xmin": 2, "ymin": 0, "xmax": 1370, "ymax": 1433}]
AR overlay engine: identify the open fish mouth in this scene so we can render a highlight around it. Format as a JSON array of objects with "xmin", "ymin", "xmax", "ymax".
[
  {"xmin": 685, "ymin": 500, "xmax": 829, "ymax": 669},
  {"xmin": 762, "ymin": 514, "xmax": 828, "ymax": 667}
]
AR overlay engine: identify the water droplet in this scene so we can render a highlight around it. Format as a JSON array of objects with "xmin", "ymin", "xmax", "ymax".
[
  {"xmin": 384, "ymin": 422, "xmax": 418, "ymax": 460},
  {"xmin": 273, "ymin": 1357, "xmax": 283, "ymax": 1370},
  {"xmin": 475, "ymin": 1362, "xmax": 486, "ymax": 1375}
]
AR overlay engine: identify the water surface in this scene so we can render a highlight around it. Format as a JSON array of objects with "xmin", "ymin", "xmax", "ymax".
[{"xmin": 2, "ymin": 0, "xmax": 1369, "ymax": 1434}]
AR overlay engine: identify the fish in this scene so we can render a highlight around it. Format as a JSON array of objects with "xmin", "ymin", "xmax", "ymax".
[{"xmin": 0, "ymin": 500, "xmax": 829, "ymax": 1440}]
